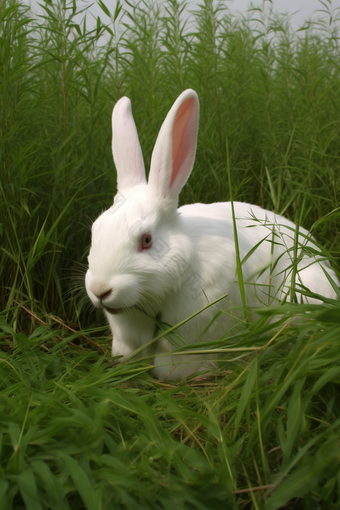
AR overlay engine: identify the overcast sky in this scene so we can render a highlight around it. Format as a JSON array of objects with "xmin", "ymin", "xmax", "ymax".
[
  {"xmin": 228, "ymin": 0, "xmax": 339, "ymax": 23},
  {"xmin": 30, "ymin": 0, "xmax": 340, "ymax": 31},
  {"xmin": 236, "ymin": 0, "xmax": 339, "ymax": 30}
]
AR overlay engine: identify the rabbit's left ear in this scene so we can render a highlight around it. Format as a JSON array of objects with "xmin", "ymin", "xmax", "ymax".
[{"xmin": 148, "ymin": 89, "xmax": 199, "ymax": 202}]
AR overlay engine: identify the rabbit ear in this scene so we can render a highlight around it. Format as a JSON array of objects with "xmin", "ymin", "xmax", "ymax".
[
  {"xmin": 148, "ymin": 89, "xmax": 199, "ymax": 202},
  {"xmin": 112, "ymin": 97, "xmax": 146, "ymax": 191}
]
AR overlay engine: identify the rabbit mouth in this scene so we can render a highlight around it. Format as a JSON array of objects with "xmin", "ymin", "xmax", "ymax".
[
  {"xmin": 103, "ymin": 304, "xmax": 141, "ymax": 315},
  {"xmin": 103, "ymin": 305, "xmax": 126, "ymax": 315},
  {"xmin": 103, "ymin": 304, "xmax": 151, "ymax": 317}
]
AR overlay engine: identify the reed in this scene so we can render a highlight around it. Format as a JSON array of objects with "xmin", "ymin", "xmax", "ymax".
[{"xmin": 0, "ymin": 0, "xmax": 340, "ymax": 507}]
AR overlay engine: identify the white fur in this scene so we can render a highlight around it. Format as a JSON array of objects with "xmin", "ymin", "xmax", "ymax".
[{"xmin": 85, "ymin": 89, "xmax": 338, "ymax": 380}]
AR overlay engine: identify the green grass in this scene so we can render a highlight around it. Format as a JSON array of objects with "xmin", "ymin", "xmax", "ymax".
[{"xmin": 1, "ymin": 0, "xmax": 340, "ymax": 507}]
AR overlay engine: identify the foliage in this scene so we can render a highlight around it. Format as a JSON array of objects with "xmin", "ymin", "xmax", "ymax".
[{"xmin": 1, "ymin": 0, "xmax": 340, "ymax": 507}]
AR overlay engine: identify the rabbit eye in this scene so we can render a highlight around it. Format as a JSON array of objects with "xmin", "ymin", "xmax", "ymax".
[{"xmin": 141, "ymin": 232, "xmax": 152, "ymax": 250}]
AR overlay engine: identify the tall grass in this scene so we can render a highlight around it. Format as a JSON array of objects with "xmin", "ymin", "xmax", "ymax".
[
  {"xmin": 1, "ymin": 0, "xmax": 340, "ymax": 507},
  {"xmin": 1, "ymin": 0, "xmax": 339, "ymax": 323}
]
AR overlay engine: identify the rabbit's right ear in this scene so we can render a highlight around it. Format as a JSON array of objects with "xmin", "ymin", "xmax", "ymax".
[
  {"xmin": 148, "ymin": 89, "xmax": 199, "ymax": 203},
  {"xmin": 112, "ymin": 97, "xmax": 146, "ymax": 192}
]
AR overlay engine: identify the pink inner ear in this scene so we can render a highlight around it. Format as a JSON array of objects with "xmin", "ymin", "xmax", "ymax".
[{"xmin": 170, "ymin": 97, "xmax": 196, "ymax": 188}]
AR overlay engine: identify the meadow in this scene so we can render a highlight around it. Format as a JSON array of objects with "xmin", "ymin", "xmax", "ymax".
[{"xmin": 1, "ymin": 0, "xmax": 340, "ymax": 507}]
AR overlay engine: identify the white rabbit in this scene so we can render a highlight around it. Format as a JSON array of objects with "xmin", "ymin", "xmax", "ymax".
[{"xmin": 85, "ymin": 89, "xmax": 338, "ymax": 380}]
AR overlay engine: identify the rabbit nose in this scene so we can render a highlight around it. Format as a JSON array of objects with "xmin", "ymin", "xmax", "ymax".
[
  {"xmin": 98, "ymin": 289, "xmax": 112, "ymax": 300},
  {"xmin": 89, "ymin": 281, "xmax": 112, "ymax": 300}
]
